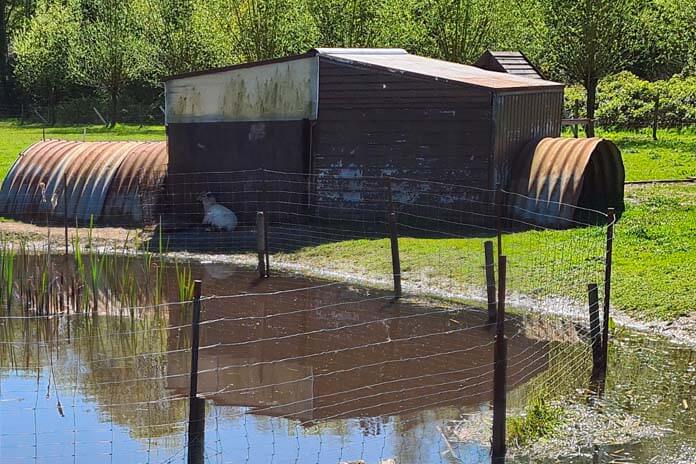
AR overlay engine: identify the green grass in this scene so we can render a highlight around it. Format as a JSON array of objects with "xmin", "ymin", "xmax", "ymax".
[
  {"xmin": 281, "ymin": 183, "xmax": 694, "ymax": 320},
  {"xmin": 594, "ymin": 128, "xmax": 696, "ymax": 182},
  {"xmin": 0, "ymin": 119, "xmax": 165, "ymax": 178}
]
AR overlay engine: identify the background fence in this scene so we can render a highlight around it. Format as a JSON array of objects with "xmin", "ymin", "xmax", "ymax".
[{"xmin": 0, "ymin": 170, "xmax": 615, "ymax": 463}]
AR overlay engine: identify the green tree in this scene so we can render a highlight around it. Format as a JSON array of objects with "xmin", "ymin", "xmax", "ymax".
[
  {"xmin": 13, "ymin": 0, "xmax": 80, "ymax": 124},
  {"xmin": 70, "ymin": 0, "xmax": 153, "ymax": 126},
  {"xmin": 631, "ymin": 0, "xmax": 696, "ymax": 80},
  {"xmin": 146, "ymin": 0, "xmax": 235, "ymax": 78},
  {"xmin": 424, "ymin": 0, "xmax": 497, "ymax": 64},
  {"xmin": 309, "ymin": 0, "xmax": 380, "ymax": 47},
  {"xmin": 544, "ymin": 0, "xmax": 641, "ymax": 136},
  {"xmin": 1, "ymin": 0, "xmax": 34, "ymax": 105},
  {"xmin": 229, "ymin": 0, "xmax": 319, "ymax": 61}
]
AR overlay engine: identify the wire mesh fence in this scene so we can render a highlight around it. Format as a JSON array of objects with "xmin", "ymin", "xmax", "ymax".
[{"xmin": 0, "ymin": 169, "xmax": 615, "ymax": 463}]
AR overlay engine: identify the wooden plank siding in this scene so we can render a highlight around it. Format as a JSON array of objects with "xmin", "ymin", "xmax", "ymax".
[{"xmin": 313, "ymin": 58, "xmax": 496, "ymax": 230}]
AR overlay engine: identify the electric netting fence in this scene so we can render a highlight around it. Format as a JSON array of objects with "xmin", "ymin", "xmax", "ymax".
[{"xmin": 0, "ymin": 169, "xmax": 615, "ymax": 463}]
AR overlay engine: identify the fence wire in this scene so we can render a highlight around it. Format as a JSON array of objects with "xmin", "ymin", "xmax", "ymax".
[{"xmin": 0, "ymin": 169, "xmax": 614, "ymax": 463}]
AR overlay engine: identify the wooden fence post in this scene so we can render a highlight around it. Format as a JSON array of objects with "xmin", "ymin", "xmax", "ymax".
[
  {"xmin": 495, "ymin": 187, "xmax": 503, "ymax": 261},
  {"xmin": 573, "ymin": 99, "xmax": 580, "ymax": 138},
  {"xmin": 187, "ymin": 280, "xmax": 205, "ymax": 464},
  {"xmin": 484, "ymin": 240, "xmax": 497, "ymax": 323},
  {"xmin": 388, "ymin": 211, "xmax": 402, "ymax": 298},
  {"xmin": 601, "ymin": 208, "xmax": 615, "ymax": 376},
  {"xmin": 491, "ymin": 255, "xmax": 507, "ymax": 463},
  {"xmin": 256, "ymin": 212, "xmax": 267, "ymax": 278},
  {"xmin": 652, "ymin": 94, "xmax": 660, "ymax": 141},
  {"xmin": 588, "ymin": 283, "xmax": 603, "ymax": 387}
]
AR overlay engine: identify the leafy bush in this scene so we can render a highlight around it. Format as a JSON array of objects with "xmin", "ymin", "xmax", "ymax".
[
  {"xmin": 658, "ymin": 75, "xmax": 696, "ymax": 126},
  {"xmin": 596, "ymin": 72, "xmax": 658, "ymax": 129},
  {"xmin": 564, "ymin": 72, "xmax": 696, "ymax": 129}
]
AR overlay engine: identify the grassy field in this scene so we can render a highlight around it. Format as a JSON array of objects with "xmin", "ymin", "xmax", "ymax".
[
  {"xmin": 278, "ymin": 128, "xmax": 695, "ymax": 321},
  {"xmin": 595, "ymin": 128, "xmax": 696, "ymax": 182},
  {"xmin": 0, "ymin": 121, "xmax": 693, "ymax": 321},
  {"xmin": 0, "ymin": 120, "xmax": 165, "ymax": 178}
]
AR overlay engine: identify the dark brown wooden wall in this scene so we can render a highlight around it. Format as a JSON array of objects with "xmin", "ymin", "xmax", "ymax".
[
  {"xmin": 313, "ymin": 58, "xmax": 497, "ymax": 228},
  {"xmin": 315, "ymin": 58, "xmax": 494, "ymax": 185},
  {"xmin": 166, "ymin": 121, "xmax": 307, "ymax": 224}
]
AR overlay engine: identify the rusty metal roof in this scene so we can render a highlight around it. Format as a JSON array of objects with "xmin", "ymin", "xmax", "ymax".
[
  {"xmin": 508, "ymin": 137, "xmax": 625, "ymax": 227},
  {"xmin": 0, "ymin": 140, "xmax": 167, "ymax": 225},
  {"xmin": 314, "ymin": 48, "xmax": 561, "ymax": 90}
]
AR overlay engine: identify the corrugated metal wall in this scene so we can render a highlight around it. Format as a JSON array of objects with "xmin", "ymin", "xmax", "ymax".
[
  {"xmin": 492, "ymin": 90, "xmax": 563, "ymax": 189},
  {"xmin": 313, "ymin": 58, "xmax": 495, "ymax": 220},
  {"xmin": 0, "ymin": 140, "xmax": 167, "ymax": 225}
]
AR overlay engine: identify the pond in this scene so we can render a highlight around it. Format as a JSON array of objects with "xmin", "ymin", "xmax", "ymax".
[{"xmin": 0, "ymin": 257, "xmax": 693, "ymax": 463}]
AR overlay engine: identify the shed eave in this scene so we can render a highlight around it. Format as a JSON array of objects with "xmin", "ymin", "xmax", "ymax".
[{"xmin": 162, "ymin": 51, "xmax": 317, "ymax": 83}]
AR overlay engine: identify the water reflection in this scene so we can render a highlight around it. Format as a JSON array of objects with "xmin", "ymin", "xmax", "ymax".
[{"xmin": 2, "ymin": 258, "xmax": 690, "ymax": 463}]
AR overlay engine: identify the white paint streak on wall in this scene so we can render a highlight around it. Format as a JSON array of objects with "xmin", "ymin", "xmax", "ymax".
[{"xmin": 165, "ymin": 57, "xmax": 319, "ymax": 123}]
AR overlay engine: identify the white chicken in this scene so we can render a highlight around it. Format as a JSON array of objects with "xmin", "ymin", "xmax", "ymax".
[{"xmin": 197, "ymin": 193, "xmax": 238, "ymax": 232}]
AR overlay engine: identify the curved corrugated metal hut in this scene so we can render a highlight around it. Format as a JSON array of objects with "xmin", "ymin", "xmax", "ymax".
[
  {"xmin": 508, "ymin": 137, "xmax": 625, "ymax": 227},
  {"xmin": 0, "ymin": 140, "xmax": 167, "ymax": 225}
]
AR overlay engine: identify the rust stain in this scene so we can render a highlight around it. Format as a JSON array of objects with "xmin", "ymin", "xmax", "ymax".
[
  {"xmin": 508, "ymin": 137, "xmax": 625, "ymax": 227},
  {"xmin": 0, "ymin": 141, "xmax": 167, "ymax": 225}
]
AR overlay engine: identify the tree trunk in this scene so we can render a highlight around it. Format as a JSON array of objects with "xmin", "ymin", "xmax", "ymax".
[
  {"xmin": 586, "ymin": 78, "xmax": 598, "ymax": 138},
  {"xmin": 0, "ymin": 0, "xmax": 8, "ymax": 106},
  {"xmin": 109, "ymin": 92, "xmax": 118, "ymax": 128}
]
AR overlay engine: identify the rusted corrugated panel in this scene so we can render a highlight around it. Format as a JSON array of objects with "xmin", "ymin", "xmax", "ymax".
[
  {"xmin": 0, "ymin": 141, "xmax": 167, "ymax": 225},
  {"xmin": 103, "ymin": 142, "xmax": 168, "ymax": 224},
  {"xmin": 508, "ymin": 137, "xmax": 625, "ymax": 227},
  {"xmin": 0, "ymin": 140, "xmax": 81, "ymax": 220},
  {"xmin": 493, "ymin": 91, "xmax": 564, "ymax": 189}
]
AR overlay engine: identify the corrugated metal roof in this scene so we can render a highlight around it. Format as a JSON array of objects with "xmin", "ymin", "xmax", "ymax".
[
  {"xmin": 508, "ymin": 137, "xmax": 625, "ymax": 227},
  {"xmin": 164, "ymin": 48, "xmax": 562, "ymax": 91},
  {"xmin": 0, "ymin": 141, "xmax": 167, "ymax": 225},
  {"xmin": 474, "ymin": 50, "xmax": 545, "ymax": 79},
  {"xmin": 313, "ymin": 48, "xmax": 562, "ymax": 90}
]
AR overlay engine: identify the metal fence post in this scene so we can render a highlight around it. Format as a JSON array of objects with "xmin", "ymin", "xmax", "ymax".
[
  {"xmin": 484, "ymin": 241, "xmax": 497, "ymax": 323},
  {"xmin": 256, "ymin": 212, "xmax": 267, "ymax": 278},
  {"xmin": 495, "ymin": 186, "xmax": 503, "ymax": 261},
  {"xmin": 388, "ymin": 211, "xmax": 402, "ymax": 298},
  {"xmin": 491, "ymin": 255, "xmax": 507, "ymax": 463},
  {"xmin": 588, "ymin": 283, "xmax": 603, "ymax": 388},
  {"xmin": 601, "ymin": 208, "xmax": 615, "ymax": 376},
  {"xmin": 652, "ymin": 95, "xmax": 660, "ymax": 141},
  {"xmin": 188, "ymin": 280, "xmax": 204, "ymax": 464}
]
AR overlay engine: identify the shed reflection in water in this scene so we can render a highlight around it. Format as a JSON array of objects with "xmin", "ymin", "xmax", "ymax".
[{"xmin": 0, "ymin": 260, "xmax": 551, "ymax": 464}]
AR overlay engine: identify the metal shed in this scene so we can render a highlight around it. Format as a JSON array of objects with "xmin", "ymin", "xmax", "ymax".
[{"xmin": 164, "ymin": 48, "xmax": 564, "ymax": 224}]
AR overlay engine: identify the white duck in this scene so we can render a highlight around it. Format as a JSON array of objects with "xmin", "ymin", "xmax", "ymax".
[{"xmin": 197, "ymin": 193, "xmax": 238, "ymax": 232}]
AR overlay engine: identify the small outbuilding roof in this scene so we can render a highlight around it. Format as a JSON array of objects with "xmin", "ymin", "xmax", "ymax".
[
  {"xmin": 164, "ymin": 48, "xmax": 562, "ymax": 92},
  {"xmin": 474, "ymin": 50, "xmax": 545, "ymax": 80}
]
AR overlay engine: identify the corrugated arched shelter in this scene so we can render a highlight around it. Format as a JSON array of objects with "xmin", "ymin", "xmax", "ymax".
[
  {"xmin": 508, "ymin": 137, "xmax": 625, "ymax": 227},
  {"xmin": 0, "ymin": 140, "xmax": 167, "ymax": 225}
]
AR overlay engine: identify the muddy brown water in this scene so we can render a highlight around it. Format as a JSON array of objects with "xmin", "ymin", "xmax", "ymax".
[{"xmin": 0, "ymin": 257, "xmax": 693, "ymax": 463}]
